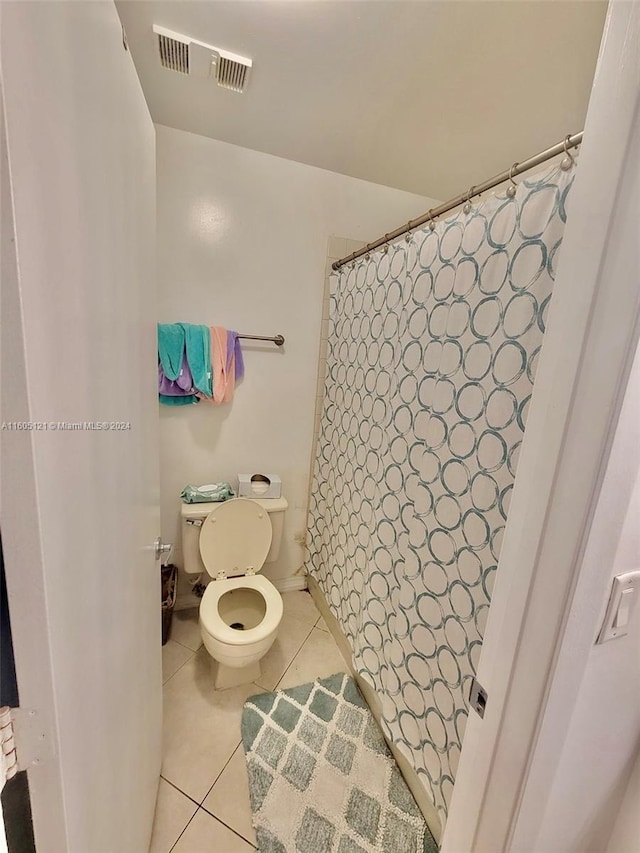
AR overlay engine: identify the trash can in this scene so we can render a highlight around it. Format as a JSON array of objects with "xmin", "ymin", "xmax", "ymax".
[{"xmin": 161, "ymin": 563, "xmax": 177, "ymax": 646}]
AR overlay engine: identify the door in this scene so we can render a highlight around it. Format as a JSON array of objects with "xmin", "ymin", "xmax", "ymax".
[{"xmin": 0, "ymin": 3, "xmax": 160, "ymax": 851}]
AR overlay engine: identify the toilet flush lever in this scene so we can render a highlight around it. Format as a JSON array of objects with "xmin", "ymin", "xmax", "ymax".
[{"xmin": 154, "ymin": 537, "xmax": 172, "ymax": 561}]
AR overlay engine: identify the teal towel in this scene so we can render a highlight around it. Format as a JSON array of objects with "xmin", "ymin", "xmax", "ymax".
[
  {"xmin": 159, "ymin": 393, "xmax": 198, "ymax": 406},
  {"xmin": 184, "ymin": 324, "xmax": 213, "ymax": 398},
  {"xmin": 157, "ymin": 324, "xmax": 185, "ymax": 381}
]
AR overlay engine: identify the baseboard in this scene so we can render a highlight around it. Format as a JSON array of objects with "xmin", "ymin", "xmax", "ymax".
[
  {"xmin": 306, "ymin": 574, "xmax": 443, "ymax": 844},
  {"xmin": 272, "ymin": 575, "xmax": 308, "ymax": 593}
]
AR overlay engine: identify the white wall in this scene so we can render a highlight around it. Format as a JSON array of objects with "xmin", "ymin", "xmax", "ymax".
[
  {"xmin": 156, "ymin": 124, "xmax": 437, "ymax": 591},
  {"xmin": 607, "ymin": 746, "xmax": 640, "ymax": 853}
]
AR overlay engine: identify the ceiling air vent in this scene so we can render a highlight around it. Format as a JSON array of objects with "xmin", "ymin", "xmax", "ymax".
[
  {"xmin": 157, "ymin": 30, "xmax": 189, "ymax": 74},
  {"xmin": 215, "ymin": 54, "xmax": 250, "ymax": 93},
  {"xmin": 153, "ymin": 25, "xmax": 252, "ymax": 93}
]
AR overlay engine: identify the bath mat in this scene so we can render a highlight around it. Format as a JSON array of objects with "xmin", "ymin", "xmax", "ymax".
[{"xmin": 241, "ymin": 673, "xmax": 438, "ymax": 853}]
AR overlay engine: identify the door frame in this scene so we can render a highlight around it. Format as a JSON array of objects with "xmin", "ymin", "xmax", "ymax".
[{"xmin": 442, "ymin": 1, "xmax": 640, "ymax": 850}]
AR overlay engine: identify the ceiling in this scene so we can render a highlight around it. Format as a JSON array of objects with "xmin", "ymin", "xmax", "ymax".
[{"xmin": 116, "ymin": 1, "xmax": 607, "ymax": 199}]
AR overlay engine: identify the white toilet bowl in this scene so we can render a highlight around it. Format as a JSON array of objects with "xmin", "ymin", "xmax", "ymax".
[
  {"xmin": 200, "ymin": 574, "xmax": 283, "ymax": 669},
  {"xmin": 181, "ymin": 497, "xmax": 285, "ymax": 688}
]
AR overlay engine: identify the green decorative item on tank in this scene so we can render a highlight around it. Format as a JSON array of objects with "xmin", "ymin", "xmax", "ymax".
[{"xmin": 180, "ymin": 482, "xmax": 235, "ymax": 503}]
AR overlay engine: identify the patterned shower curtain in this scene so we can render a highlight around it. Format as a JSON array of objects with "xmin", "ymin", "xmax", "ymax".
[{"xmin": 306, "ymin": 163, "xmax": 575, "ymax": 826}]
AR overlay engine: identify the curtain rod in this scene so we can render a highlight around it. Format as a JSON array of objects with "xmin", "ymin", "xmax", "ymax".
[{"xmin": 332, "ymin": 131, "xmax": 583, "ymax": 271}]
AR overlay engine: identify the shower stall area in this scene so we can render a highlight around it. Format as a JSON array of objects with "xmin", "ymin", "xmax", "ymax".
[{"xmin": 306, "ymin": 153, "xmax": 577, "ymax": 837}]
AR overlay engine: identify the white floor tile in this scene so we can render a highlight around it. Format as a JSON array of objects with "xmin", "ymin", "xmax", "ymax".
[
  {"xmin": 280, "ymin": 590, "xmax": 321, "ymax": 629},
  {"xmin": 254, "ymin": 614, "xmax": 314, "ymax": 692},
  {"xmin": 148, "ymin": 778, "xmax": 197, "ymax": 853},
  {"xmin": 172, "ymin": 809, "xmax": 254, "ymax": 852},
  {"xmin": 162, "ymin": 647, "xmax": 263, "ymax": 802},
  {"xmin": 162, "ymin": 640, "xmax": 194, "ymax": 684},
  {"xmin": 169, "ymin": 608, "xmax": 202, "ymax": 652},
  {"xmin": 154, "ymin": 592, "xmax": 348, "ymax": 852},
  {"xmin": 202, "ymin": 745, "xmax": 256, "ymax": 846},
  {"xmin": 277, "ymin": 627, "xmax": 348, "ymax": 690}
]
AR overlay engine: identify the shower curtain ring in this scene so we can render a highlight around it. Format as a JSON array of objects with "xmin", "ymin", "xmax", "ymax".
[
  {"xmin": 506, "ymin": 163, "xmax": 519, "ymax": 198},
  {"xmin": 463, "ymin": 186, "xmax": 476, "ymax": 214},
  {"xmin": 561, "ymin": 135, "xmax": 575, "ymax": 171},
  {"xmin": 428, "ymin": 210, "xmax": 436, "ymax": 231}
]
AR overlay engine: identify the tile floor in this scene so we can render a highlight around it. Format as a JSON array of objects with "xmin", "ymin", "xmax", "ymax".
[{"xmin": 151, "ymin": 590, "xmax": 349, "ymax": 852}]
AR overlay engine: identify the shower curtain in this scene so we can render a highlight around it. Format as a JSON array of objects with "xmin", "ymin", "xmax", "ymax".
[{"xmin": 306, "ymin": 163, "xmax": 575, "ymax": 826}]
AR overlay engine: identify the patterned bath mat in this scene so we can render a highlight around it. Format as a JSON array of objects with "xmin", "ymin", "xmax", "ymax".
[{"xmin": 241, "ymin": 673, "xmax": 438, "ymax": 853}]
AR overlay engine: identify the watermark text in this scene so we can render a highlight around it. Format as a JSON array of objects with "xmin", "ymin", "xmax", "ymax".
[{"xmin": 2, "ymin": 421, "xmax": 132, "ymax": 431}]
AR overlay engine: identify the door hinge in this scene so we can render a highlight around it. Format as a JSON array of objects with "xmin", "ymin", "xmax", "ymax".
[
  {"xmin": 469, "ymin": 678, "xmax": 488, "ymax": 719},
  {"xmin": 0, "ymin": 706, "xmax": 54, "ymax": 787}
]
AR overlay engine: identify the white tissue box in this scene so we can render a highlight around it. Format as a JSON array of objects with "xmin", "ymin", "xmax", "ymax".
[{"xmin": 238, "ymin": 473, "xmax": 282, "ymax": 499}]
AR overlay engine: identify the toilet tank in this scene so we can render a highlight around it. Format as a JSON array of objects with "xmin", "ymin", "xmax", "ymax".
[{"xmin": 180, "ymin": 496, "xmax": 288, "ymax": 575}]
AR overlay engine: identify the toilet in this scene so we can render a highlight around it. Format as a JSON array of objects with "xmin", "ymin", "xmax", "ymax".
[{"xmin": 181, "ymin": 496, "xmax": 287, "ymax": 689}]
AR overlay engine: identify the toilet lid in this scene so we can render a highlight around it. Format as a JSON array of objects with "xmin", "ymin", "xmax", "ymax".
[{"xmin": 199, "ymin": 498, "xmax": 272, "ymax": 578}]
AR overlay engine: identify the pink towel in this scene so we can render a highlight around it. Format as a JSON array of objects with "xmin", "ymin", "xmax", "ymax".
[{"xmin": 210, "ymin": 326, "xmax": 235, "ymax": 403}]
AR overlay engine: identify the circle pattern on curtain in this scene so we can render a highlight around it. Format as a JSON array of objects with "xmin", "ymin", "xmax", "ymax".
[{"xmin": 307, "ymin": 164, "xmax": 575, "ymax": 826}]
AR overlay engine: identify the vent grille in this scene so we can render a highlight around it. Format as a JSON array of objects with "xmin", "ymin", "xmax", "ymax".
[
  {"xmin": 153, "ymin": 25, "xmax": 252, "ymax": 92},
  {"xmin": 157, "ymin": 33, "xmax": 189, "ymax": 74},
  {"xmin": 216, "ymin": 56, "xmax": 250, "ymax": 93}
]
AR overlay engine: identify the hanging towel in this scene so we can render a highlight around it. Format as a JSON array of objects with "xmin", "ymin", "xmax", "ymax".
[
  {"xmin": 159, "ymin": 393, "xmax": 198, "ymax": 406},
  {"xmin": 184, "ymin": 324, "xmax": 213, "ymax": 398},
  {"xmin": 157, "ymin": 324, "xmax": 242, "ymax": 406},
  {"xmin": 209, "ymin": 326, "xmax": 229, "ymax": 403},
  {"xmin": 224, "ymin": 346, "xmax": 236, "ymax": 402},
  {"xmin": 158, "ymin": 364, "xmax": 198, "ymax": 405},
  {"xmin": 157, "ymin": 323, "xmax": 208, "ymax": 405},
  {"xmin": 158, "ymin": 323, "xmax": 186, "ymax": 381},
  {"xmin": 158, "ymin": 353, "xmax": 195, "ymax": 395},
  {"xmin": 227, "ymin": 331, "xmax": 245, "ymax": 381}
]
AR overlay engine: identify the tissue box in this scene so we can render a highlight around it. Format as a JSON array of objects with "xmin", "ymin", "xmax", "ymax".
[{"xmin": 238, "ymin": 473, "xmax": 282, "ymax": 499}]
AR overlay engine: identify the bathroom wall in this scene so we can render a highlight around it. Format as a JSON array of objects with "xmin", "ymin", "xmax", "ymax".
[
  {"xmin": 155, "ymin": 125, "xmax": 437, "ymax": 596},
  {"xmin": 606, "ymin": 747, "xmax": 640, "ymax": 853},
  {"xmin": 306, "ymin": 236, "xmax": 366, "ymax": 492}
]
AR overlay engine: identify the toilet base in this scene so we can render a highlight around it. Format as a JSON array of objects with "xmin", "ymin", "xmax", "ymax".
[{"xmin": 211, "ymin": 658, "xmax": 261, "ymax": 690}]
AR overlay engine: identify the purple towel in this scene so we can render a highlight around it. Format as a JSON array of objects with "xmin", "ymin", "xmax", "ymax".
[
  {"xmin": 227, "ymin": 331, "xmax": 245, "ymax": 381},
  {"xmin": 158, "ymin": 353, "xmax": 195, "ymax": 395}
]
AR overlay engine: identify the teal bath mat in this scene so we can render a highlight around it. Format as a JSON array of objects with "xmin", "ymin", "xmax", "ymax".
[{"xmin": 241, "ymin": 673, "xmax": 438, "ymax": 853}]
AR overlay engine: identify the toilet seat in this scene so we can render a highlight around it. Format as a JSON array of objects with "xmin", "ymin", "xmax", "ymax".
[
  {"xmin": 200, "ymin": 575, "xmax": 283, "ymax": 646},
  {"xmin": 199, "ymin": 498, "xmax": 272, "ymax": 579}
]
